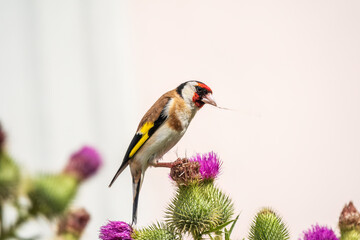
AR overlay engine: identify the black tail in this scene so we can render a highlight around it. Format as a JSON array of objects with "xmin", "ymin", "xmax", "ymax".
[
  {"xmin": 108, "ymin": 161, "xmax": 129, "ymax": 187},
  {"xmin": 131, "ymin": 174, "xmax": 143, "ymax": 225}
]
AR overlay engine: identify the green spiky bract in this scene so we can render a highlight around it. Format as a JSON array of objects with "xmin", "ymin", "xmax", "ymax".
[
  {"xmin": 165, "ymin": 183, "xmax": 234, "ymax": 239},
  {"xmin": 133, "ymin": 222, "xmax": 180, "ymax": 240},
  {"xmin": 249, "ymin": 208, "xmax": 290, "ymax": 240},
  {"xmin": 341, "ymin": 229, "xmax": 360, "ymax": 240},
  {"xmin": 0, "ymin": 152, "xmax": 20, "ymax": 201},
  {"xmin": 28, "ymin": 174, "xmax": 78, "ymax": 218}
]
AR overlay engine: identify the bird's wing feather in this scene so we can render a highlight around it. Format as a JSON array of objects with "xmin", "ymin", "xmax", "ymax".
[{"xmin": 108, "ymin": 92, "xmax": 174, "ymax": 187}]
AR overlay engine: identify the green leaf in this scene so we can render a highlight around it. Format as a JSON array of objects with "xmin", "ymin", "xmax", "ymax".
[
  {"xmin": 225, "ymin": 228, "xmax": 230, "ymax": 240},
  {"xmin": 228, "ymin": 214, "xmax": 240, "ymax": 235},
  {"xmin": 202, "ymin": 218, "xmax": 236, "ymax": 235}
]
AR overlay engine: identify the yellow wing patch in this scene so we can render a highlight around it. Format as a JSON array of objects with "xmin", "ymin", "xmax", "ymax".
[{"xmin": 129, "ymin": 122, "xmax": 154, "ymax": 158}]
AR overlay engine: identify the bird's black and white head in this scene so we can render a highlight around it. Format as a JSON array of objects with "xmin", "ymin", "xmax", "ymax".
[{"xmin": 176, "ymin": 81, "xmax": 217, "ymax": 109}]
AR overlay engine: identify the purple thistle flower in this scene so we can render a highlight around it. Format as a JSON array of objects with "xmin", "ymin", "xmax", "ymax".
[
  {"xmin": 190, "ymin": 152, "xmax": 221, "ymax": 180},
  {"xmin": 64, "ymin": 146, "xmax": 102, "ymax": 181},
  {"xmin": 300, "ymin": 224, "xmax": 339, "ymax": 240},
  {"xmin": 99, "ymin": 221, "xmax": 133, "ymax": 240}
]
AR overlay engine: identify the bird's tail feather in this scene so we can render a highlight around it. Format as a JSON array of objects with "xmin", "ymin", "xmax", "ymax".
[
  {"xmin": 131, "ymin": 173, "xmax": 144, "ymax": 225},
  {"xmin": 108, "ymin": 161, "xmax": 129, "ymax": 187}
]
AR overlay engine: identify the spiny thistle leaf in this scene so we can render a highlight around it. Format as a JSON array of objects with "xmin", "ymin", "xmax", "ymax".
[
  {"xmin": 165, "ymin": 183, "xmax": 234, "ymax": 238},
  {"xmin": 224, "ymin": 215, "xmax": 240, "ymax": 240},
  {"xmin": 133, "ymin": 222, "xmax": 180, "ymax": 240},
  {"xmin": 249, "ymin": 208, "xmax": 290, "ymax": 240},
  {"xmin": 203, "ymin": 218, "xmax": 237, "ymax": 235}
]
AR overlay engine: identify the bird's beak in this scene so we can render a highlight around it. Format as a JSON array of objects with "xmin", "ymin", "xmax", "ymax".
[{"xmin": 202, "ymin": 93, "xmax": 217, "ymax": 106}]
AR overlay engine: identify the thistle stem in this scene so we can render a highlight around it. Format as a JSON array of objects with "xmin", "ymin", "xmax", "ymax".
[
  {"xmin": 0, "ymin": 211, "xmax": 31, "ymax": 239},
  {"xmin": 0, "ymin": 203, "xmax": 4, "ymax": 238},
  {"xmin": 191, "ymin": 231, "xmax": 202, "ymax": 240}
]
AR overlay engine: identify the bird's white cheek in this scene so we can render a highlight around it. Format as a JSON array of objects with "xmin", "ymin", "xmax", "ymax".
[{"xmin": 176, "ymin": 107, "xmax": 197, "ymax": 130}]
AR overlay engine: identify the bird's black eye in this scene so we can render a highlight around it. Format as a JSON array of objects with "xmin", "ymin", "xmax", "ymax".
[{"xmin": 195, "ymin": 86, "xmax": 208, "ymax": 96}]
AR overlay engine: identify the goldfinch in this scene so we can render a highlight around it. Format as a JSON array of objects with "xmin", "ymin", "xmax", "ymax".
[{"xmin": 109, "ymin": 81, "xmax": 216, "ymax": 224}]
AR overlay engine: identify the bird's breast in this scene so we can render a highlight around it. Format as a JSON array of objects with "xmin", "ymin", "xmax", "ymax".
[
  {"xmin": 133, "ymin": 124, "xmax": 184, "ymax": 169},
  {"xmin": 132, "ymin": 98, "xmax": 197, "ymax": 170}
]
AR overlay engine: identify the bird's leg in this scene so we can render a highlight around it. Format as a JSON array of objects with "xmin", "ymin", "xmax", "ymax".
[
  {"xmin": 150, "ymin": 157, "xmax": 174, "ymax": 168},
  {"xmin": 152, "ymin": 162, "xmax": 174, "ymax": 168}
]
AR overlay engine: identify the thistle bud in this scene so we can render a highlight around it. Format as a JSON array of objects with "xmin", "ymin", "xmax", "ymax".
[
  {"xmin": 57, "ymin": 208, "xmax": 90, "ymax": 239},
  {"xmin": 166, "ymin": 183, "xmax": 234, "ymax": 238},
  {"xmin": 339, "ymin": 201, "xmax": 360, "ymax": 240},
  {"xmin": 28, "ymin": 174, "xmax": 78, "ymax": 218},
  {"xmin": 249, "ymin": 208, "xmax": 290, "ymax": 240}
]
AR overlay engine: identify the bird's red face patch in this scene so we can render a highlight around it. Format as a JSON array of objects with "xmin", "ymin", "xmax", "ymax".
[
  {"xmin": 192, "ymin": 92, "xmax": 204, "ymax": 108},
  {"xmin": 192, "ymin": 82, "xmax": 213, "ymax": 108},
  {"xmin": 197, "ymin": 82, "xmax": 213, "ymax": 93}
]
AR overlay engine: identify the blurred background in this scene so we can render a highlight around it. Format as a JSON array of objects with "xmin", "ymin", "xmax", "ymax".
[{"xmin": 1, "ymin": 0, "xmax": 360, "ymax": 239}]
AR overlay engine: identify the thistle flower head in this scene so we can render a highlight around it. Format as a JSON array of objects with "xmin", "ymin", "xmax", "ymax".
[
  {"xmin": 170, "ymin": 152, "xmax": 221, "ymax": 185},
  {"xmin": 99, "ymin": 221, "xmax": 133, "ymax": 240},
  {"xmin": 170, "ymin": 158, "xmax": 201, "ymax": 185},
  {"xmin": 166, "ymin": 183, "xmax": 234, "ymax": 238},
  {"xmin": 190, "ymin": 152, "xmax": 221, "ymax": 180},
  {"xmin": 300, "ymin": 224, "xmax": 339, "ymax": 240},
  {"xmin": 57, "ymin": 208, "xmax": 90, "ymax": 238},
  {"xmin": 64, "ymin": 146, "xmax": 102, "ymax": 181}
]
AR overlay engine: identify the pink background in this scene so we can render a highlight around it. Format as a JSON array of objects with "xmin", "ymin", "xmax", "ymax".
[{"xmin": 1, "ymin": 1, "xmax": 360, "ymax": 239}]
